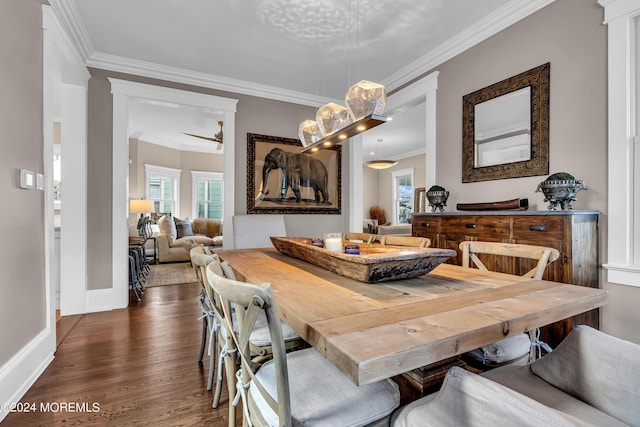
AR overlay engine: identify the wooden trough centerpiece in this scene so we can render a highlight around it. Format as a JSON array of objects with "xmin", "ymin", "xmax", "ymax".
[{"xmin": 270, "ymin": 237, "xmax": 456, "ymax": 283}]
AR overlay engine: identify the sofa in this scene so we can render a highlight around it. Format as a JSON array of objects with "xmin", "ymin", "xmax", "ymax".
[
  {"xmin": 157, "ymin": 215, "xmax": 223, "ymax": 263},
  {"xmin": 392, "ymin": 326, "xmax": 639, "ymax": 427},
  {"xmin": 363, "ymin": 219, "xmax": 412, "ymax": 236}
]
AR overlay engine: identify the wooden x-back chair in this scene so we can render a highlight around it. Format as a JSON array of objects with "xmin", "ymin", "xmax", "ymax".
[
  {"xmin": 459, "ymin": 241, "xmax": 561, "ymax": 280},
  {"xmin": 342, "ymin": 232, "xmax": 376, "ymax": 244},
  {"xmin": 379, "ymin": 235, "xmax": 431, "ymax": 248},
  {"xmin": 206, "ymin": 268, "xmax": 400, "ymax": 427},
  {"xmin": 458, "ymin": 241, "xmax": 561, "ymax": 367},
  {"xmin": 190, "ymin": 246, "xmax": 232, "ymax": 412}
]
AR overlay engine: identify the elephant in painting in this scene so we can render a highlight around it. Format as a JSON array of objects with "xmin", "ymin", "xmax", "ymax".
[{"xmin": 260, "ymin": 148, "xmax": 330, "ymax": 203}]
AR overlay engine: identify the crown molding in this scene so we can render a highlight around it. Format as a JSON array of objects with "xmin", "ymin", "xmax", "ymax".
[
  {"xmin": 48, "ymin": 0, "xmax": 93, "ymax": 62},
  {"xmin": 53, "ymin": 0, "xmax": 553, "ymax": 107},
  {"xmin": 382, "ymin": 0, "xmax": 556, "ymax": 92},
  {"xmin": 90, "ymin": 52, "xmax": 337, "ymax": 108}
]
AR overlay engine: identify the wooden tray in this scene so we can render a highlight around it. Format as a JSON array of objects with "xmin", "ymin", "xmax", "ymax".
[{"xmin": 270, "ymin": 237, "xmax": 456, "ymax": 283}]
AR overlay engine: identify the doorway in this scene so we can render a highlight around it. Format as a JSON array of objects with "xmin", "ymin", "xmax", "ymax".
[{"xmin": 109, "ymin": 80, "xmax": 238, "ymax": 308}]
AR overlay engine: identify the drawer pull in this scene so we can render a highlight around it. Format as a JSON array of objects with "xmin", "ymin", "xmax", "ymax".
[
  {"xmin": 420, "ymin": 222, "xmax": 430, "ymax": 227},
  {"xmin": 529, "ymin": 225, "xmax": 547, "ymax": 232},
  {"xmin": 465, "ymin": 224, "xmax": 477, "ymax": 229}
]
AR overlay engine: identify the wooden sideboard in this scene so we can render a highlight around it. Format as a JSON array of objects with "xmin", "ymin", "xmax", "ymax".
[{"xmin": 412, "ymin": 210, "xmax": 600, "ymax": 347}]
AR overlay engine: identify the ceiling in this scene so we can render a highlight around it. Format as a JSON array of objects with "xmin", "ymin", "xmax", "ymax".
[{"xmin": 57, "ymin": 0, "xmax": 549, "ymax": 161}]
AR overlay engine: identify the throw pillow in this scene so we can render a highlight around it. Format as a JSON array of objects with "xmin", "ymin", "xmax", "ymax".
[
  {"xmin": 158, "ymin": 214, "xmax": 177, "ymax": 244},
  {"xmin": 174, "ymin": 217, "xmax": 193, "ymax": 239}
]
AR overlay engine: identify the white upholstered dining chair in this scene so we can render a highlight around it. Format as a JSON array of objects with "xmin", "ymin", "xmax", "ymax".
[
  {"xmin": 459, "ymin": 241, "xmax": 561, "ymax": 367},
  {"xmin": 206, "ymin": 266, "xmax": 400, "ymax": 427}
]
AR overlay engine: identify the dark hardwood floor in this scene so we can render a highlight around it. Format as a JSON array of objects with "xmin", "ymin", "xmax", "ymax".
[{"xmin": 3, "ymin": 283, "xmax": 241, "ymax": 426}]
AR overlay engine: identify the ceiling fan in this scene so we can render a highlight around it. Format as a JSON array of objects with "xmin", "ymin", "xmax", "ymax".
[{"xmin": 184, "ymin": 120, "xmax": 224, "ymax": 150}]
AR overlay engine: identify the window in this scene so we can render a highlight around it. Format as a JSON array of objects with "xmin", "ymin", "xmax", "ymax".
[
  {"xmin": 145, "ymin": 164, "xmax": 181, "ymax": 216},
  {"xmin": 392, "ymin": 168, "xmax": 414, "ymax": 225},
  {"xmin": 192, "ymin": 171, "xmax": 223, "ymax": 220},
  {"xmin": 601, "ymin": 0, "xmax": 640, "ymax": 287}
]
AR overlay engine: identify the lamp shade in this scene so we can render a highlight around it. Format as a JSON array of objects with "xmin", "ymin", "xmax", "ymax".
[
  {"xmin": 129, "ymin": 199, "xmax": 155, "ymax": 214},
  {"xmin": 366, "ymin": 160, "xmax": 398, "ymax": 170},
  {"xmin": 345, "ymin": 80, "xmax": 387, "ymax": 121}
]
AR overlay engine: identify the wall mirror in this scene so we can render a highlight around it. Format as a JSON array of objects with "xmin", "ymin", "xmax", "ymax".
[{"xmin": 462, "ymin": 63, "xmax": 550, "ymax": 183}]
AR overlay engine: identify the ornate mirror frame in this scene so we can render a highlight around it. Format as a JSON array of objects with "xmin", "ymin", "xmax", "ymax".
[{"xmin": 462, "ymin": 62, "xmax": 550, "ymax": 183}]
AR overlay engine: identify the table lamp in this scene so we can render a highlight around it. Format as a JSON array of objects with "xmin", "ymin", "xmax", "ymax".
[{"xmin": 129, "ymin": 199, "xmax": 155, "ymax": 239}]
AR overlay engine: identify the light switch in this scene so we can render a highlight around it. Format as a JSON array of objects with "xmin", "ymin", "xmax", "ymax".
[
  {"xmin": 19, "ymin": 169, "xmax": 35, "ymax": 189},
  {"xmin": 36, "ymin": 173, "xmax": 44, "ymax": 190}
]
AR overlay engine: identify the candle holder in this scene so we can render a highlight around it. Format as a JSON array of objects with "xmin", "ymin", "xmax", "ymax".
[
  {"xmin": 324, "ymin": 233, "xmax": 342, "ymax": 253},
  {"xmin": 344, "ymin": 244, "xmax": 360, "ymax": 255},
  {"xmin": 310, "ymin": 238, "xmax": 324, "ymax": 248}
]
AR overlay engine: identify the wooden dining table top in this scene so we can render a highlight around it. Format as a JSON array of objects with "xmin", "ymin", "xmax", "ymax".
[{"xmin": 215, "ymin": 248, "xmax": 608, "ymax": 386}]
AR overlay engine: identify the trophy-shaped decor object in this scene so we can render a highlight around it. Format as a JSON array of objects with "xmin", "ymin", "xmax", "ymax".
[
  {"xmin": 426, "ymin": 185, "xmax": 449, "ymax": 212},
  {"xmin": 536, "ymin": 172, "xmax": 587, "ymax": 210}
]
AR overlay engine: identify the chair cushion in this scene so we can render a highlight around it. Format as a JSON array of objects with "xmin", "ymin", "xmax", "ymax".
[
  {"xmin": 483, "ymin": 364, "xmax": 629, "ymax": 427},
  {"xmin": 531, "ymin": 325, "xmax": 640, "ymax": 426},
  {"xmin": 466, "ymin": 333, "xmax": 531, "ymax": 364},
  {"xmin": 158, "ymin": 215, "xmax": 177, "ymax": 244},
  {"xmin": 392, "ymin": 367, "xmax": 582, "ymax": 427},
  {"xmin": 174, "ymin": 216, "xmax": 193, "ymax": 239},
  {"xmin": 252, "ymin": 348, "xmax": 399, "ymax": 427},
  {"xmin": 249, "ymin": 311, "xmax": 300, "ymax": 347}
]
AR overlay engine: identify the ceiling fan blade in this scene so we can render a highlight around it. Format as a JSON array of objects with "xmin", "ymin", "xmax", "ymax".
[{"xmin": 183, "ymin": 132, "xmax": 223, "ymax": 143}]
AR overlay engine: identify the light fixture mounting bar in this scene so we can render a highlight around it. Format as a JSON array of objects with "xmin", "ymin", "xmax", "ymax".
[{"xmin": 301, "ymin": 114, "xmax": 387, "ymax": 152}]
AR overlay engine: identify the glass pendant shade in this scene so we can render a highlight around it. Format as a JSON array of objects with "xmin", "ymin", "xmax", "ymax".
[
  {"xmin": 345, "ymin": 80, "xmax": 387, "ymax": 121},
  {"xmin": 366, "ymin": 160, "xmax": 397, "ymax": 169},
  {"xmin": 316, "ymin": 102, "xmax": 352, "ymax": 137},
  {"xmin": 298, "ymin": 120, "xmax": 321, "ymax": 147}
]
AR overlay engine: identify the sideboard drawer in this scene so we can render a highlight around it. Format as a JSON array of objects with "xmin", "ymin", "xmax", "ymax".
[
  {"xmin": 512, "ymin": 216, "xmax": 564, "ymax": 241},
  {"xmin": 441, "ymin": 216, "xmax": 510, "ymax": 237},
  {"xmin": 413, "ymin": 217, "xmax": 440, "ymax": 236}
]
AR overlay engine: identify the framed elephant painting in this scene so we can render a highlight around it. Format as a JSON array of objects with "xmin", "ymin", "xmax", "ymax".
[{"xmin": 247, "ymin": 133, "xmax": 342, "ymax": 214}]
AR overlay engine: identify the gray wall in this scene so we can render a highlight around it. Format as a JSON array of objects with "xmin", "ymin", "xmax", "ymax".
[
  {"xmin": 86, "ymin": 69, "xmax": 347, "ymax": 290},
  {"xmin": 426, "ymin": 0, "xmax": 639, "ymax": 342},
  {"xmin": 129, "ymin": 138, "xmax": 224, "ymax": 218},
  {"xmin": 0, "ymin": 0, "xmax": 46, "ymax": 365}
]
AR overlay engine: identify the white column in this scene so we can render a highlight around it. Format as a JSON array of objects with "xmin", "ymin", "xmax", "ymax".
[
  {"xmin": 59, "ymin": 83, "xmax": 88, "ymax": 315},
  {"xmin": 111, "ymin": 92, "xmax": 131, "ymax": 309},
  {"xmin": 349, "ymin": 134, "xmax": 364, "ymax": 232}
]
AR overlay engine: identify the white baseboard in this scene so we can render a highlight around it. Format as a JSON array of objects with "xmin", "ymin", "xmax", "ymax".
[
  {"xmin": 86, "ymin": 288, "xmax": 117, "ymax": 313},
  {"xmin": 0, "ymin": 328, "xmax": 55, "ymax": 422}
]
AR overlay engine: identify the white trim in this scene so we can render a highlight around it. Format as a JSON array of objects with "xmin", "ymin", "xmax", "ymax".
[
  {"xmin": 144, "ymin": 164, "xmax": 182, "ymax": 177},
  {"xmin": 349, "ymin": 134, "xmax": 364, "ymax": 233},
  {"xmin": 86, "ymin": 288, "xmax": 117, "ymax": 313},
  {"xmin": 387, "ymin": 71, "xmax": 439, "ymax": 191},
  {"xmin": 51, "ymin": 0, "xmax": 551, "ymax": 106},
  {"xmin": 0, "ymin": 329, "xmax": 55, "ymax": 422},
  {"xmin": 48, "ymin": 0, "xmax": 93, "ymax": 63},
  {"xmin": 91, "ymin": 53, "xmax": 336, "ymax": 107},
  {"xmin": 110, "ymin": 79, "xmax": 238, "ymax": 301},
  {"xmin": 191, "ymin": 171, "xmax": 224, "ymax": 219},
  {"xmin": 43, "ymin": 4, "xmax": 91, "ymax": 320},
  {"xmin": 600, "ymin": 0, "xmax": 640, "ymax": 286},
  {"xmin": 145, "ymin": 164, "xmax": 182, "ymax": 217},
  {"xmin": 382, "ymin": 0, "xmax": 555, "ymax": 91},
  {"xmin": 391, "ymin": 168, "xmax": 415, "ymax": 225},
  {"xmin": 604, "ymin": 264, "xmax": 640, "ymax": 288}
]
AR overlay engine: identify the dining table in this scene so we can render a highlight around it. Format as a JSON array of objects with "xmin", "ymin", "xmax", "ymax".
[{"xmin": 215, "ymin": 247, "xmax": 608, "ymax": 386}]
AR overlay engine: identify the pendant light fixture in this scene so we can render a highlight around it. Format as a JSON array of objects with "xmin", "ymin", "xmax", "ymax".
[
  {"xmin": 367, "ymin": 138, "xmax": 397, "ymax": 169},
  {"xmin": 298, "ymin": 1, "xmax": 387, "ymax": 153}
]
